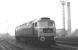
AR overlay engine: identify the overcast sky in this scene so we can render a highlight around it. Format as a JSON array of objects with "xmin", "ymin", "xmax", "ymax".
[{"xmin": 0, "ymin": 0, "xmax": 77, "ymax": 36}]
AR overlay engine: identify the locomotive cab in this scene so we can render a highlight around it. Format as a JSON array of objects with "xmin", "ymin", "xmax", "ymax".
[{"xmin": 34, "ymin": 17, "xmax": 56, "ymax": 42}]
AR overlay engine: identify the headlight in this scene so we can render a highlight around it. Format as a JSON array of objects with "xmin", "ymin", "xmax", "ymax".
[{"xmin": 40, "ymin": 37, "xmax": 45, "ymax": 42}]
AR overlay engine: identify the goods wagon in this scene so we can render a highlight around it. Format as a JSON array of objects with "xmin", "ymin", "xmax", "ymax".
[{"xmin": 15, "ymin": 17, "xmax": 56, "ymax": 45}]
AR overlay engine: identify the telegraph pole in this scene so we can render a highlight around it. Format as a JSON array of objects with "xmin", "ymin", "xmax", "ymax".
[
  {"xmin": 60, "ymin": 0, "xmax": 65, "ymax": 31},
  {"xmin": 6, "ymin": 19, "xmax": 8, "ymax": 34},
  {"xmin": 6, "ymin": 17, "xmax": 9, "ymax": 34}
]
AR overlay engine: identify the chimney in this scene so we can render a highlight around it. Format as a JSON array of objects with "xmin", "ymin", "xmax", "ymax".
[{"xmin": 67, "ymin": 2, "xmax": 71, "ymax": 34}]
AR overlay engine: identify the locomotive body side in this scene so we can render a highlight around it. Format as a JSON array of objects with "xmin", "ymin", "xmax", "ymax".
[{"xmin": 15, "ymin": 22, "xmax": 36, "ymax": 42}]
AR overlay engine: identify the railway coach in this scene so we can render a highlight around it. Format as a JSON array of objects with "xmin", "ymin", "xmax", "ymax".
[{"xmin": 15, "ymin": 17, "xmax": 56, "ymax": 45}]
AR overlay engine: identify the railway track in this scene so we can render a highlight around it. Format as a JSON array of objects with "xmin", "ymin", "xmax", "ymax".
[
  {"xmin": 0, "ymin": 38, "xmax": 78, "ymax": 50},
  {"xmin": 51, "ymin": 43, "xmax": 78, "ymax": 50},
  {"xmin": 0, "ymin": 39, "xmax": 24, "ymax": 50},
  {"xmin": 0, "ymin": 43, "xmax": 9, "ymax": 50},
  {"xmin": 4, "ymin": 38, "xmax": 63, "ymax": 50},
  {"xmin": 6, "ymin": 38, "xmax": 69, "ymax": 50}
]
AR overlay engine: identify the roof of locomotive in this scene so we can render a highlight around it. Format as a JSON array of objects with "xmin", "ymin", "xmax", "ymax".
[
  {"xmin": 40, "ymin": 17, "xmax": 50, "ymax": 20},
  {"xmin": 33, "ymin": 17, "xmax": 54, "ymax": 23}
]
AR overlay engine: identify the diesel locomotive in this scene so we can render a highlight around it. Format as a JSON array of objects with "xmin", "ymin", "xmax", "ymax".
[{"xmin": 15, "ymin": 17, "xmax": 56, "ymax": 45}]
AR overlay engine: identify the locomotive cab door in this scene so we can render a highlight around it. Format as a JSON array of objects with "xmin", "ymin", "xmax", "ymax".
[{"xmin": 33, "ymin": 22, "xmax": 39, "ymax": 40}]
